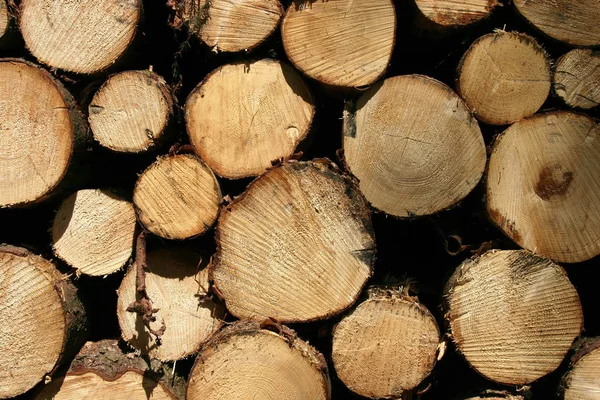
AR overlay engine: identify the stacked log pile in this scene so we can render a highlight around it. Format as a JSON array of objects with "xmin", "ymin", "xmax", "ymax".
[{"xmin": 0, "ymin": 0, "xmax": 598, "ymax": 399}]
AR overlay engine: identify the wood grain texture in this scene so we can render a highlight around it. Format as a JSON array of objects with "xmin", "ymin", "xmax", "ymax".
[
  {"xmin": 415, "ymin": 0, "xmax": 499, "ymax": 26},
  {"xmin": 133, "ymin": 154, "xmax": 221, "ymax": 239},
  {"xmin": 554, "ymin": 49, "xmax": 600, "ymax": 110},
  {"xmin": 457, "ymin": 31, "xmax": 551, "ymax": 126},
  {"xmin": 20, "ymin": 0, "xmax": 141, "ymax": 73},
  {"xmin": 117, "ymin": 248, "xmax": 225, "ymax": 361},
  {"xmin": 52, "ymin": 189, "xmax": 137, "ymax": 276},
  {"xmin": 513, "ymin": 0, "xmax": 600, "ymax": 47},
  {"xmin": 445, "ymin": 250, "xmax": 583, "ymax": 385},
  {"xmin": 343, "ymin": 74, "xmax": 486, "ymax": 217},
  {"xmin": 212, "ymin": 160, "xmax": 375, "ymax": 322},
  {"xmin": 187, "ymin": 321, "xmax": 331, "ymax": 400},
  {"xmin": 486, "ymin": 111, "xmax": 600, "ymax": 263},
  {"xmin": 185, "ymin": 59, "xmax": 314, "ymax": 179},
  {"xmin": 0, "ymin": 245, "xmax": 87, "ymax": 399},
  {"xmin": 89, "ymin": 70, "xmax": 174, "ymax": 153},
  {"xmin": 563, "ymin": 339, "xmax": 600, "ymax": 400},
  {"xmin": 0, "ymin": 0, "xmax": 7, "ymax": 39},
  {"xmin": 281, "ymin": 0, "xmax": 396, "ymax": 88},
  {"xmin": 332, "ymin": 290, "xmax": 441, "ymax": 399}
]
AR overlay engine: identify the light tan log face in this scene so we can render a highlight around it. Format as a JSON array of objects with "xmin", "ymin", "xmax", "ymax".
[
  {"xmin": 187, "ymin": 322, "xmax": 331, "ymax": 400},
  {"xmin": 133, "ymin": 154, "xmax": 221, "ymax": 239},
  {"xmin": 89, "ymin": 70, "xmax": 173, "ymax": 153},
  {"xmin": 117, "ymin": 248, "xmax": 225, "ymax": 360},
  {"xmin": 564, "ymin": 347, "xmax": 600, "ymax": 400},
  {"xmin": 343, "ymin": 74, "xmax": 486, "ymax": 217},
  {"xmin": 0, "ymin": 60, "xmax": 74, "ymax": 208},
  {"xmin": 0, "ymin": 250, "xmax": 65, "ymax": 399},
  {"xmin": 513, "ymin": 0, "xmax": 600, "ymax": 47},
  {"xmin": 554, "ymin": 49, "xmax": 600, "ymax": 110},
  {"xmin": 186, "ymin": 59, "xmax": 314, "ymax": 179},
  {"xmin": 457, "ymin": 31, "xmax": 551, "ymax": 126},
  {"xmin": 0, "ymin": 0, "xmax": 7, "ymax": 38},
  {"xmin": 281, "ymin": 0, "xmax": 396, "ymax": 88},
  {"xmin": 332, "ymin": 293, "xmax": 440, "ymax": 399},
  {"xmin": 415, "ymin": 0, "xmax": 499, "ymax": 26},
  {"xmin": 20, "ymin": 0, "xmax": 141, "ymax": 73},
  {"xmin": 213, "ymin": 160, "xmax": 375, "ymax": 322},
  {"xmin": 445, "ymin": 250, "xmax": 583, "ymax": 385},
  {"xmin": 486, "ymin": 111, "xmax": 600, "ymax": 263},
  {"xmin": 52, "ymin": 189, "xmax": 137, "ymax": 276}
]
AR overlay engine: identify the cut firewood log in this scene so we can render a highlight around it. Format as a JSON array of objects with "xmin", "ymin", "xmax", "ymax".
[
  {"xmin": 0, "ymin": 0, "xmax": 7, "ymax": 40},
  {"xmin": 133, "ymin": 153, "xmax": 221, "ymax": 239},
  {"xmin": 281, "ymin": 0, "xmax": 396, "ymax": 88},
  {"xmin": 554, "ymin": 49, "xmax": 600, "ymax": 110},
  {"xmin": 0, "ymin": 245, "xmax": 87, "ymax": 399},
  {"xmin": 456, "ymin": 31, "xmax": 551, "ymax": 126},
  {"xmin": 486, "ymin": 111, "xmax": 600, "ymax": 263},
  {"xmin": 332, "ymin": 288, "xmax": 441, "ymax": 399},
  {"xmin": 212, "ymin": 160, "xmax": 375, "ymax": 322},
  {"xmin": 117, "ymin": 247, "xmax": 225, "ymax": 360},
  {"xmin": 513, "ymin": 0, "xmax": 600, "ymax": 47},
  {"xmin": 185, "ymin": 59, "xmax": 314, "ymax": 179},
  {"xmin": 20, "ymin": 0, "xmax": 141, "ymax": 74},
  {"xmin": 444, "ymin": 250, "xmax": 583, "ymax": 385},
  {"xmin": 52, "ymin": 189, "xmax": 137, "ymax": 276},
  {"xmin": 561, "ymin": 337, "xmax": 600, "ymax": 400},
  {"xmin": 0, "ymin": 59, "xmax": 87, "ymax": 208},
  {"xmin": 169, "ymin": 0, "xmax": 283, "ymax": 53},
  {"xmin": 463, "ymin": 392, "xmax": 525, "ymax": 400},
  {"xmin": 187, "ymin": 321, "xmax": 331, "ymax": 400},
  {"xmin": 343, "ymin": 74, "xmax": 486, "ymax": 217},
  {"xmin": 414, "ymin": 0, "xmax": 499, "ymax": 27},
  {"xmin": 89, "ymin": 70, "xmax": 174, "ymax": 153},
  {"xmin": 34, "ymin": 340, "xmax": 186, "ymax": 400}
]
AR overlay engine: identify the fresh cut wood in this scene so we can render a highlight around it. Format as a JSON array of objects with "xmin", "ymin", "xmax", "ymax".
[
  {"xmin": 414, "ymin": 0, "xmax": 499, "ymax": 27},
  {"xmin": 20, "ymin": 0, "xmax": 141, "ymax": 74},
  {"xmin": 0, "ymin": 59, "xmax": 87, "ymax": 208},
  {"xmin": 332, "ymin": 288, "xmax": 441, "ymax": 399},
  {"xmin": 444, "ymin": 250, "xmax": 583, "ymax": 385},
  {"xmin": 561, "ymin": 337, "xmax": 600, "ymax": 400},
  {"xmin": 187, "ymin": 321, "xmax": 331, "ymax": 400},
  {"xmin": 0, "ymin": 245, "xmax": 87, "ymax": 399},
  {"xmin": 554, "ymin": 49, "xmax": 600, "ymax": 110},
  {"xmin": 486, "ymin": 111, "xmax": 600, "ymax": 263},
  {"xmin": 343, "ymin": 74, "xmax": 486, "ymax": 217},
  {"xmin": 212, "ymin": 159, "xmax": 375, "ymax": 322}
]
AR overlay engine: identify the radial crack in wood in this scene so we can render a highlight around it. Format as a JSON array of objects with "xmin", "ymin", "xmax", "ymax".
[
  {"xmin": 0, "ymin": 245, "xmax": 87, "ymax": 399},
  {"xmin": 281, "ymin": 0, "xmax": 396, "ymax": 88},
  {"xmin": 343, "ymin": 74, "xmax": 486, "ymax": 217},
  {"xmin": 52, "ymin": 189, "xmax": 137, "ymax": 276},
  {"xmin": 562, "ymin": 337, "xmax": 600, "ymax": 400},
  {"xmin": 554, "ymin": 49, "xmax": 600, "ymax": 110},
  {"xmin": 456, "ymin": 31, "xmax": 551, "ymax": 126},
  {"xmin": 444, "ymin": 250, "xmax": 583, "ymax": 385},
  {"xmin": 486, "ymin": 111, "xmax": 600, "ymax": 263},
  {"xmin": 414, "ymin": 0, "xmax": 499, "ymax": 27},
  {"xmin": 212, "ymin": 160, "xmax": 375, "ymax": 322},
  {"xmin": 332, "ymin": 289, "xmax": 441, "ymax": 399},
  {"xmin": 185, "ymin": 59, "xmax": 314, "ymax": 179},
  {"xmin": 186, "ymin": 321, "xmax": 331, "ymax": 400}
]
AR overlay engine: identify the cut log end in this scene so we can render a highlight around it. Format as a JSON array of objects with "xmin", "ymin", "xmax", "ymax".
[
  {"xmin": 486, "ymin": 111, "xmax": 600, "ymax": 263},
  {"xmin": 0, "ymin": 59, "xmax": 78, "ymax": 208},
  {"xmin": 185, "ymin": 59, "xmax": 314, "ymax": 179},
  {"xmin": 554, "ymin": 49, "xmax": 600, "ymax": 110},
  {"xmin": 562, "ymin": 338, "xmax": 600, "ymax": 400},
  {"xmin": 89, "ymin": 70, "xmax": 174, "ymax": 153},
  {"xmin": 187, "ymin": 321, "xmax": 331, "ymax": 400},
  {"xmin": 332, "ymin": 289, "xmax": 441, "ymax": 399},
  {"xmin": 52, "ymin": 189, "xmax": 137, "ymax": 276},
  {"xmin": 0, "ymin": 0, "xmax": 7, "ymax": 39},
  {"xmin": 172, "ymin": 0, "xmax": 282, "ymax": 52},
  {"xmin": 133, "ymin": 153, "xmax": 221, "ymax": 239},
  {"xmin": 457, "ymin": 31, "xmax": 551, "ymax": 126},
  {"xmin": 117, "ymin": 248, "xmax": 225, "ymax": 361},
  {"xmin": 213, "ymin": 160, "xmax": 375, "ymax": 323},
  {"xmin": 0, "ymin": 245, "xmax": 87, "ymax": 399},
  {"xmin": 281, "ymin": 0, "xmax": 396, "ymax": 88},
  {"xmin": 415, "ymin": 0, "xmax": 499, "ymax": 26},
  {"xmin": 20, "ymin": 0, "xmax": 141, "ymax": 73},
  {"xmin": 513, "ymin": 0, "xmax": 600, "ymax": 47},
  {"xmin": 444, "ymin": 250, "xmax": 583, "ymax": 385},
  {"xmin": 343, "ymin": 74, "xmax": 486, "ymax": 217}
]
